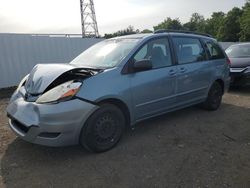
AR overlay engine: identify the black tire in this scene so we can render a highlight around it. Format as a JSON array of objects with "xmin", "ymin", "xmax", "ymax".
[
  {"xmin": 80, "ymin": 104, "xmax": 125, "ymax": 153},
  {"xmin": 201, "ymin": 82, "xmax": 223, "ymax": 111}
]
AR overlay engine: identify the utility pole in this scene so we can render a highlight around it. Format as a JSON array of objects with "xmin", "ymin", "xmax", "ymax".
[{"xmin": 80, "ymin": 0, "xmax": 99, "ymax": 37}]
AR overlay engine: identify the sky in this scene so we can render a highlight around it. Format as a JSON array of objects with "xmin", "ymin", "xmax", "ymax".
[{"xmin": 0, "ymin": 0, "xmax": 246, "ymax": 35}]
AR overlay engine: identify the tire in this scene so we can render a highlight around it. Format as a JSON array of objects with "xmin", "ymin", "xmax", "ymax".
[
  {"xmin": 80, "ymin": 103, "xmax": 125, "ymax": 153},
  {"xmin": 201, "ymin": 82, "xmax": 223, "ymax": 111}
]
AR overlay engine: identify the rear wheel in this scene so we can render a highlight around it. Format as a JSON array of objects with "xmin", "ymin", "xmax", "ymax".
[
  {"xmin": 201, "ymin": 82, "xmax": 223, "ymax": 111},
  {"xmin": 80, "ymin": 104, "xmax": 125, "ymax": 153}
]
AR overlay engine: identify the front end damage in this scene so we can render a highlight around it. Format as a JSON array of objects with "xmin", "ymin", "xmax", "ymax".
[{"xmin": 6, "ymin": 64, "xmax": 101, "ymax": 146}]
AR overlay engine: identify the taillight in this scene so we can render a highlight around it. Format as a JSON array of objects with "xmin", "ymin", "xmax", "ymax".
[{"xmin": 226, "ymin": 58, "xmax": 231, "ymax": 66}]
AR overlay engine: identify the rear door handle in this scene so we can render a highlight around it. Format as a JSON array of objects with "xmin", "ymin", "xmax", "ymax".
[
  {"xmin": 179, "ymin": 67, "xmax": 187, "ymax": 73},
  {"xmin": 169, "ymin": 69, "xmax": 176, "ymax": 76}
]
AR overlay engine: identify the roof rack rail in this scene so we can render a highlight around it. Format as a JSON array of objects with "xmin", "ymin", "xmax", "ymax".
[{"xmin": 154, "ymin": 29, "xmax": 213, "ymax": 38}]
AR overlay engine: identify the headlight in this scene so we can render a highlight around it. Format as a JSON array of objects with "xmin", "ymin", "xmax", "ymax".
[
  {"xmin": 17, "ymin": 75, "xmax": 29, "ymax": 91},
  {"xmin": 36, "ymin": 80, "xmax": 82, "ymax": 104}
]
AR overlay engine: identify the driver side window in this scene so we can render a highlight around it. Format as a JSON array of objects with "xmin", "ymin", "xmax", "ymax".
[{"xmin": 133, "ymin": 38, "xmax": 172, "ymax": 69}]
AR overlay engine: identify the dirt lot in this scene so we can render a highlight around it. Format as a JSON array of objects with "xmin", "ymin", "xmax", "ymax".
[{"xmin": 0, "ymin": 88, "xmax": 250, "ymax": 188}]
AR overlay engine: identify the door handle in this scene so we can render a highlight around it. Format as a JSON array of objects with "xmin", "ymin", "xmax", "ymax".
[
  {"xmin": 179, "ymin": 67, "xmax": 187, "ymax": 73},
  {"xmin": 169, "ymin": 69, "xmax": 176, "ymax": 76}
]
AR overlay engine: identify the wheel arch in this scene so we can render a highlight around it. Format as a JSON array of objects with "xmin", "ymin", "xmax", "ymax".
[{"xmin": 214, "ymin": 79, "xmax": 225, "ymax": 94}]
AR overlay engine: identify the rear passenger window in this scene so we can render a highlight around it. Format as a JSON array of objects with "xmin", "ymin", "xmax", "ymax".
[
  {"xmin": 172, "ymin": 37, "xmax": 206, "ymax": 64},
  {"xmin": 203, "ymin": 39, "xmax": 225, "ymax": 60}
]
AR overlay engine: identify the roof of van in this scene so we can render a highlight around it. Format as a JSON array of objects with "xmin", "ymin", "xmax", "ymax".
[{"xmin": 113, "ymin": 30, "xmax": 214, "ymax": 40}]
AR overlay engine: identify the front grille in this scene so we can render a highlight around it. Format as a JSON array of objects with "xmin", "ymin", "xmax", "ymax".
[{"xmin": 11, "ymin": 119, "xmax": 29, "ymax": 133}]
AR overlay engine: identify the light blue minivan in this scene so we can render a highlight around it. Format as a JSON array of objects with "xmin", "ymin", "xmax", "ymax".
[{"xmin": 7, "ymin": 30, "xmax": 230, "ymax": 152}]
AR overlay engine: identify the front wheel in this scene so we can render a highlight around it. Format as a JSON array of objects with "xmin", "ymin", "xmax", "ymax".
[
  {"xmin": 201, "ymin": 82, "xmax": 223, "ymax": 111},
  {"xmin": 80, "ymin": 104, "xmax": 125, "ymax": 153}
]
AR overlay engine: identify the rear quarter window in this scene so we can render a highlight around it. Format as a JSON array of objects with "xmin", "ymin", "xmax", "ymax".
[{"xmin": 203, "ymin": 39, "xmax": 225, "ymax": 60}]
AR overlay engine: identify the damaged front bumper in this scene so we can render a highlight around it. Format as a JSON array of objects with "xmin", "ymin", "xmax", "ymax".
[{"xmin": 6, "ymin": 89, "xmax": 98, "ymax": 147}]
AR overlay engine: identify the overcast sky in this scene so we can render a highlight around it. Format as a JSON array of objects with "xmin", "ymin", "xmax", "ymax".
[{"xmin": 0, "ymin": 0, "xmax": 246, "ymax": 35}]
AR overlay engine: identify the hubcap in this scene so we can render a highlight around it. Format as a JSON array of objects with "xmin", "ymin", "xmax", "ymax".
[{"xmin": 95, "ymin": 113, "xmax": 118, "ymax": 144}]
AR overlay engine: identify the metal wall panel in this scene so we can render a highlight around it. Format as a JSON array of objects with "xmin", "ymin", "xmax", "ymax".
[{"xmin": 0, "ymin": 34, "xmax": 103, "ymax": 88}]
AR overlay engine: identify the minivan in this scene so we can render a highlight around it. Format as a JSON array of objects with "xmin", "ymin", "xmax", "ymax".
[{"xmin": 7, "ymin": 30, "xmax": 230, "ymax": 152}]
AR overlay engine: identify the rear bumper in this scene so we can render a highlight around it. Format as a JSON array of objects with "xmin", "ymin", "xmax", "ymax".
[
  {"xmin": 230, "ymin": 67, "xmax": 250, "ymax": 86},
  {"xmin": 6, "ymin": 91, "xmax": 98, "ymax": 147}
]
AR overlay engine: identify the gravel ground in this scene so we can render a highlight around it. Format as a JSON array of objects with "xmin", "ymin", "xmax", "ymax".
[{"xmin": 0, "ymin": 87, "xmax": 250, "ymax": 188}]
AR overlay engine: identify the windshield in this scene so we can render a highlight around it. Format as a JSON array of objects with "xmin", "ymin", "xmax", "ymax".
[
  {"xmin": 70, "ymin": 38, "xmax": 140, "ymax": 68},
  {"xmin": 226, "ymin": 44, "xmax": 250, "ymax": 58}
]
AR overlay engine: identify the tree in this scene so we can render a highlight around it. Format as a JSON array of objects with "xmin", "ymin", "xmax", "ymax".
[
  {"xmin": 103, "ymin": 1, "xmax": 250, "ymax": 41},
  {"xmin": 183, "ymin": 13, "xmax": 206, "ymax": 33},
  {"xmin": 240, "ymin": 0, "xmax": 250, "ymax": 41},
  {"xmin": 205, "ymin": 12, "xmax": 225, "ymax": 37},
  {"xmin": 104, "ymin": 25, "xmax": 137, "ymax": 39},
  {"xmin": 153, "ymin": 17, "xmax": 183, "ymax": 31},
  {"xmin": 217, "ymin": 7, "xmax": 243, "ymax": 41},
  {"xmin": 141, "ymin": 29, "xmax": 153, "ymax": 33}
]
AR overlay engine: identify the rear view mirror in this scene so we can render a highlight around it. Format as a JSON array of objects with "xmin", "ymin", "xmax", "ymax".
[{"xmin": 133, "ymin": 59, "xmax": 152, "ymax": 72}]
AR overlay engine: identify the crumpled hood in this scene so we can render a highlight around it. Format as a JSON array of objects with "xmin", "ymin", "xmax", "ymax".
[{"xmin": 25, "ymin": 63, "xmax": 78, "ymax": 95}]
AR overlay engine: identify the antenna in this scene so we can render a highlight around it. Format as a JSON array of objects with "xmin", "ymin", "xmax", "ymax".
[{"xmin": 80, "ymin": 0, "xmax": 99, "ymax": 37}]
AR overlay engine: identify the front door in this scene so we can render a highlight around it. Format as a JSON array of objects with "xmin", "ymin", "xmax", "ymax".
[{"xmin": 130, "ymin": 37, "xmax": 177, "ymax": 121}]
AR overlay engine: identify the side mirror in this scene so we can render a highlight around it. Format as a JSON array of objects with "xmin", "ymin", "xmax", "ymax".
[{"xmin": 133, "ymin": 59, "xmax": 152, "ymax": 72}]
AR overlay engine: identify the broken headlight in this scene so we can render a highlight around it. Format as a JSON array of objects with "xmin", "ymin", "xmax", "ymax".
[{"xmin": 36, "ymin": 80, "xmax": 82, "ymax": 104}]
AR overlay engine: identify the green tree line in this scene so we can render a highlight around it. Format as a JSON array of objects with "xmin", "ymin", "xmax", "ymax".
[{"xmin": 104, "ymin": 0, "xmax": 250, "ymax": 42}]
